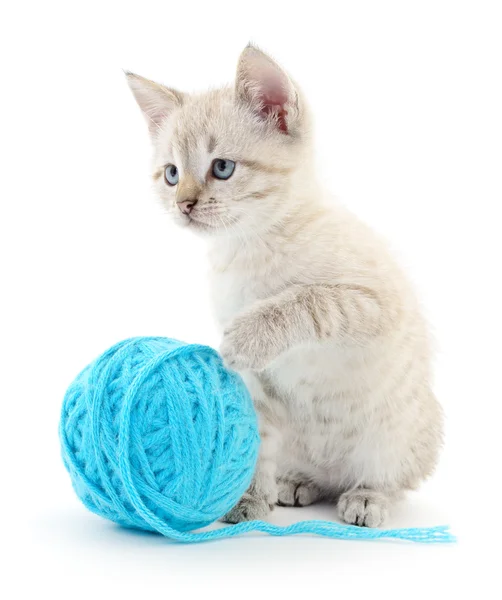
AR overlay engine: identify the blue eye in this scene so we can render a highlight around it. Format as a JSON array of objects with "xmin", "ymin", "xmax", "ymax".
[
  {"xmin": 164, "ymin": 164, "xmax": 179, "ymax": 186},
  {"xmin": 212, "ymin": 159, "xmax": 235, "ymax": 180}
]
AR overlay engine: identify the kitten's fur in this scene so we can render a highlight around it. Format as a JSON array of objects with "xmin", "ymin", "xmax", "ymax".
[{"xmin": 127, "ymin": 45, "xmax": 443, "ymax": 527}]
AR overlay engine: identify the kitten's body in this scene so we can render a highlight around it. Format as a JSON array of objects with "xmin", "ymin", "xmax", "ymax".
[
  {"xmin": 127, "ymin": 46, "xmax": 443, "ymax": 526},
  {"xmin": 209, "ymin": 199, "xmax": 441, "ymax": 524}
]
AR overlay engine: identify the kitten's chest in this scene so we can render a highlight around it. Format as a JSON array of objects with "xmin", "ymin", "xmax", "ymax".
[
  {"xmin": 209, "ymin": 268, "xmax": 274, "ymax": 329},
  {"xmin": 207, "ymin": 239, "xmax": 302, "ymax": 329}
]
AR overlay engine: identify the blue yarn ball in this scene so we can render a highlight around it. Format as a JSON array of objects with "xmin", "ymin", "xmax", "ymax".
[{"xmin": 60, "ymin": 337, "xmax": 260, "ymax": 535}]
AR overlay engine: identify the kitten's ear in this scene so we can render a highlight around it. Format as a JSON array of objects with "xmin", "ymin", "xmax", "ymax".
[
  {"xmin": 235, "ymin": 45, "xmax": 299, "ymax": 134},
  {"xmin": 126, "ymin": 72, "xmax": 184, "ymax": 137}
]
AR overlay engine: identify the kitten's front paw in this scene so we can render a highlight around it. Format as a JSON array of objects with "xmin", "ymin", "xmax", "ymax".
[
  {"xmin": 338, "ymin": 489, "xmax": 389, "ymax": 528},
  {"xmin": 221, "ymin": 494, "xmax": 273, "ymax": 524},
  {"xmin": 277, "ymin": 478, "xmax": 322, "ymax": 507},
  {"xmin": 220, "ymin": 310, "xmax": 280, "ymax": 371}
]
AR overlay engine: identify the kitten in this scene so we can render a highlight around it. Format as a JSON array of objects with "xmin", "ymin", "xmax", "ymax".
[{"xmin": 127, "ymin": 45, "xmax": 443, "ymax": 527}]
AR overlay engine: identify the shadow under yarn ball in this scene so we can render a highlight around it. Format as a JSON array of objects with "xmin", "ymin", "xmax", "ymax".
[{"xmin": 60, "ymin": 337, "xmax": 260, "ymax": 535}]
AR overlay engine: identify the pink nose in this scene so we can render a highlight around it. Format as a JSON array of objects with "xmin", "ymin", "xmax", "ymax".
[{"xmin": 177, "ymin": 199, "xmax": 198, "ymax": 215}]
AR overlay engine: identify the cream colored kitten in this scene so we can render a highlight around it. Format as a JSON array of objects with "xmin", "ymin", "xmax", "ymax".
[{"xmin": 127, "ymin": 45, "xmax": 443, "ymax": 527}]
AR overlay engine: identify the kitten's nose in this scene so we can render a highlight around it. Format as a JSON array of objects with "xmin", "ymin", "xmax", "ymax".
[{"xmin": 177, "ymin": 198, "xmax": 198, "ymax": 215}]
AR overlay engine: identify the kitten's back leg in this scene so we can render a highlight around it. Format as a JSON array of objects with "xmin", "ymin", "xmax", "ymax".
[
  {"xmin": 337, "ymin": 488, "xmax": 402, "ymax": 527},
  {"xmin": 221, "ymin": 372, "xmax": 282, "ymax": 524}
]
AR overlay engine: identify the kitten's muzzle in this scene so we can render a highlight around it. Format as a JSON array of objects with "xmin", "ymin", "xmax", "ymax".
[{"xmin": 177, "ymin": 198, "xmax": 198, "ymax": 215}]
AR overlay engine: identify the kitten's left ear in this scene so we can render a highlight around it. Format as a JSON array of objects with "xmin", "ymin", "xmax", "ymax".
[
  {"xmin": 126, "ymin": 72, "xmax": 184, "ymax": 137},
  {"xmin": 235, "ymin": 45, "xmax": 300, "ymax": 134}
]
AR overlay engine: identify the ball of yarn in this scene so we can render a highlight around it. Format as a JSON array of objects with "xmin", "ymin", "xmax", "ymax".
[{"xmin": 60, "ymin": 337, "xmax": 260, "ymax": 535}]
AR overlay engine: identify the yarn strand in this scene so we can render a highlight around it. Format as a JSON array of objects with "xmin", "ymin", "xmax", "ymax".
[{"xmin": 149, "ymin": 520, "xmax": 456, "ymax": 544}]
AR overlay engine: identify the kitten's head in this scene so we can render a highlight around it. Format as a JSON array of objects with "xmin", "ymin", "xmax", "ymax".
[{"xmin": 127, "ymin": 46, "xmax": 312, "ymax": 237}]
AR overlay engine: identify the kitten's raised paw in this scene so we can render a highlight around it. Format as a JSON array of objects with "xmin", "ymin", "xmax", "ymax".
[
  {"xmin": 338, "ymin": 489, "xmax": 389, "ymax": 528},
  {"xmin": 221, "ymin": 494, "xmax": 273, "ymax": 523},
  {"xmin": 220, "ymin": 308, "xmax": 280, "ymax": 371},
  {"xmin": 276, "ymin": 478, "xmax": 322, "ymax": 507}
]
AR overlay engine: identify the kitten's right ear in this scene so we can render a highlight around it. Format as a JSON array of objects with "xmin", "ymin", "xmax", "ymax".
[{"xmin": 125, "ymin": 72, "xmax": 184, "ymax": 137}]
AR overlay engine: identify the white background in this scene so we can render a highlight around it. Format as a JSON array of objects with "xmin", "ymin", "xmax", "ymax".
[{"xmin": 2, "ymin": 1, "xmax": 501, "ymax": 598}]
